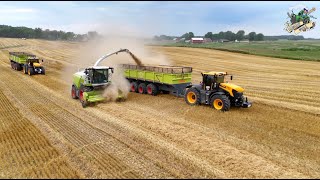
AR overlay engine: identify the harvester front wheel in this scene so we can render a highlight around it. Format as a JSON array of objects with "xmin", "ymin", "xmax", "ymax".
[
  {"xmin": 138, "ymin": 83, "xmax": 147, "ymax": 94},
  {"xmin": 185, "ymin": 87, "xmax": 200, "ymax": 106},
  {"xmin": 146, "ymin": 83, "xmax": 159, "ymax": 96},
  {"xmin": 71, "ymin": 85, "xmax": 78, "ymax": 99},
  {"xmin": 130, "ymin": 81, "xmax": 138, "ymax": 92},
  {"xmin": 79, "ymin": 86, "xmax": 88, "ymax": 108},
  {"xmin": 210, "ymin": 94, "xmax": 230, "ymax": 111}
]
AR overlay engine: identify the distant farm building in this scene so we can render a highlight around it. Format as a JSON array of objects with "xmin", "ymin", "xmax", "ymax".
[
  {"xmin": 204, "ymin": 38, "xmax": 212, "ymax": 43},
  {"xmin": 241, "ymin": 39, "xmax": 249, "ymax": 43},
  {"xmin": 191, "ymin": 37, "xmax": 204, "ymax": 44},
  {"xmin": 218, "ymin": 39, "xmax": 230, "ymax": 43}
]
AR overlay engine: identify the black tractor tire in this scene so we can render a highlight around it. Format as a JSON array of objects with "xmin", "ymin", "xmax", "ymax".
[
  {"xmin": 22, "ymin": 65, "xmax": 27, "ymax": 74},
  {"xmin": 146, "ymin": 83, "xmax": 159, "ymax": 96},
  {"xmin": 210, "ymin": 94, "xmax": 231, "ymax": 111},
  {"xmin": 130, "ymin": 81, "xmax": 138, "ymax": 93},
  {"xmin": 184, "ymin": 87, "xmax": 201, "ymax": 106},
  {"xmin": 138, "ymin": 83, "xmax": 147, "ymax": 94},
  {"xmin": 11, "ymin": 62, "xmax": 14, "ymax": 69},
  {"xmin": 71, "ymin": 85, "xmax": 78, "ymax": 99},
  {"xmin": 41, "ymin": 67, "xmax": 46, "ymax": 75},
  {"xmin": 28, "ymin": 68, "xmax": 35, "ymax": 76}
]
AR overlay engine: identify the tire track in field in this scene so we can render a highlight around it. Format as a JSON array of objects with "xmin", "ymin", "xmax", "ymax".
[{"xmin": 0, "ymin": 86, "xmax": 81, "ymax": 178}]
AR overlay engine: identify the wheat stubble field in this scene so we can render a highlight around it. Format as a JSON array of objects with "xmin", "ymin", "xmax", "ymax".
[{"xmin": 0, "ymin": 38, "xmax": 319, "ymax": 178}]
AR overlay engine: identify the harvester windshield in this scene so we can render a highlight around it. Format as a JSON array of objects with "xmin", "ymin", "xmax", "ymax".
[{"xmin": 91, "ymin": 69, "xmax": 108, "ymax": 84}]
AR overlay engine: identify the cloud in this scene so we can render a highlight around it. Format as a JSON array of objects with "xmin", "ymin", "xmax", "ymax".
[{"xmin": 0, "ymin": 8, "xmax": 37, "ymax": 13}]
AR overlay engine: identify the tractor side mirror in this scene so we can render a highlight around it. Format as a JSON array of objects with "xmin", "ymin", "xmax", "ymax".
[
  {"xmin": 110, "ymin": 68, "xmax": 114, "ymax": 73},
  {"xmin": 231, "ymin": 75, "xmax": 233, "ymax": 80},
  {"xmin": 42, "ymin": 59, "xmax": 44, "ymax": 62}
]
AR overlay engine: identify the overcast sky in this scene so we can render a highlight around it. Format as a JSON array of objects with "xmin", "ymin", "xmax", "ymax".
[{"xmin": 0, "ymin": 1, "xmax": 319, "ymax": 38}]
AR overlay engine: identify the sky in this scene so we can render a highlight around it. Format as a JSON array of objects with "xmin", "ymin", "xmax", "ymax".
[{"xmin": 0, "ymin": 1, "xmax": 320, "ymax": 38}]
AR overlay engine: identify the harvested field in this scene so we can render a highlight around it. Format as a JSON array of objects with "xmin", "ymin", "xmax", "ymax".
[{"xmin": 0, "ymin": 38, "xmax": 319, "ymax": 178}]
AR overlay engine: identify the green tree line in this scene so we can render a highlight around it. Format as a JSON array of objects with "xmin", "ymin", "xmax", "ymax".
[
  {"xmin": 204, "ymin": 30, "xmax": 264, "ymax": 41},
  {"xmin": 0, "ymin": 25, "xmax": 100, "ymax": 41},
  {"xmin": 154, "ymin": 30, "xmax": 265, "ymax": 41}
]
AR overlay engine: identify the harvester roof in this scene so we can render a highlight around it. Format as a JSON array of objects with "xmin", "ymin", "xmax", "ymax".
[
  {"xmin": 202, "ymin": 72, "xmax": 227, "ymax": 76},
  {"xmin": 88, "ymin": 66, "xmax": 111, "ymax": 69}
]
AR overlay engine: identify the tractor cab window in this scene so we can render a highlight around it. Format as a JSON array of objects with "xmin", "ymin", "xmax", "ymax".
[
  {"xmin": 215, "ymin": 75, "xmax": 225, "ymax": 83},
  {"xmin": 92, "ymin": 69, "xmax": 108, "ymax": 84},
  {"xmin": 28, "ymin": 58, "xmax": 39, "ymax": 66}
]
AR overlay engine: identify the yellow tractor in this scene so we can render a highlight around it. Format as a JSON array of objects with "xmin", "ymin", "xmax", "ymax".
[{"xmin": 185, "ymin": 72, "xmax": 252, "ymax": 111}]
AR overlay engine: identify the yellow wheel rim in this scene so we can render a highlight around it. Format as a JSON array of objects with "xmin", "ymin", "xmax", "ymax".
[
  {"xmin": 28, "ymin": 69, "xmax": 30, "ymax": 75},
  {"xmin": 213, "ymin": 99, "xmax": 223, "ymax": 110},
  {"xmin": 187, "ymin": 91, "xmax": 196, "ymax": 104},
  {"xmin": 22, "ymin": 67, "xmax": 24, "ymax": 73}
]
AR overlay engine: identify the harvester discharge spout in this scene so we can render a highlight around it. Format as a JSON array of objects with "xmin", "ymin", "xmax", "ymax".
[{"xmin": 93, "ymin": 48, "xmax": 130, "ymax": 67}]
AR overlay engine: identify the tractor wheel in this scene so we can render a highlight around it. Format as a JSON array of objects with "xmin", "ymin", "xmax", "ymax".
[
  {"xmin": 22, "ymin": 65, "xmax": 27, "ymax": 74},
  {"xmin": 41, "ymin": 67, "xmax": 46, "ymax": 75},
  {"xmin": 210, "ymin": 94, "xmax": 230, "ymax": 111},
  {"xmin": 184, "ymin": 87, "xmax": 200, "ymax": 106},
  {"xmin": 28, "ymin": 68, "xmax": 34, "ymax": 76},
  {"xmin": 146, "ymin": 83, "xmax": 159, "ymax": 96},
  {"xmin": 138, "ymin": 83, "xmax": 147, "ymax": 94},
  {"xmin": 71, "ymin": 85, "xmax": 78, "ymax": 99},
  {"xmin": 130, "ymin": 81, "xmax": 138, "ymax": 92},
  {"xmin": 79, "ymin": 86, "xmax": 88, "ymax": 108},
  {"xmin": 11, "ymin": 62, "xmax": 14, "ymax": 69}
]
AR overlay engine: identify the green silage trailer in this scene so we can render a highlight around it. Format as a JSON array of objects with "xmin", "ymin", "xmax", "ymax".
[{"xmin": 120, "ymin": 64, "xmax": 192, "ymax": 97}]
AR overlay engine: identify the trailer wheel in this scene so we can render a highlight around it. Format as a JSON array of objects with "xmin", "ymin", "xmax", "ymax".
[
  {"xmin": 71, "ymin": 85, "xmax": 78, "ymax": 99},
  {"xmin": 130, "ymin": 81, "xmax": 138, "ymax": 92},
  {"xmin": 13, "ymin": 63, "xmax": 17, "ymax": 70},
  {"xmin": 138, "ymin": 83, "xmax": 147, "ymax": 94},
  {"xmin": 146, "ymin": 83, "xmax": 159, "ymax": 96},
  {"xmin": 210, "ymin": 94, "xmax": 230, "ymax": 111},
  {"xmin": 16, "ymin": 64, "xmax": 22, "ymax": 71},
  {"xmin": 162, "ymin": 90, "xmax": 170, "ymax": 94},
  {"xmin": 185, "ymin": 87, "xmax": 200, "ymax": 106}
]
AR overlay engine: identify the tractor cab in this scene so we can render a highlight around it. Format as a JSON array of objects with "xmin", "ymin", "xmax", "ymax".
[
  {"xmin": 201, "ymin": 72, "xmax": 232, "ymax": 91},
  {"xmin": 27, "ymin": 56, "xmax": 41, "ymax": 67},
  {"xmin": 84, "ymin": 66, "xmax": 114, "ymax": 87}
]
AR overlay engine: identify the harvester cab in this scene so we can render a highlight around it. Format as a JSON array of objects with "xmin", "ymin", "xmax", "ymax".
[
  {"xmin": 185, "ymin": 71, "xmax": 252, "ymax": 111},
  {"xmin": 83, "ymin": 66, "xmax": 114, "ymax": 86},
  {"xmin": 71, "ymin": 49, "xmax": 131, "ymax": 108}
]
